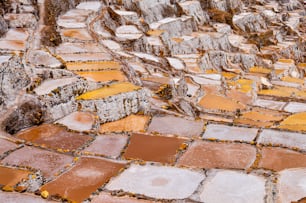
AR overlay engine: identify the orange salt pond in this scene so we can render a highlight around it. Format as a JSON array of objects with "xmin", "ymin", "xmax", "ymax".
[
  {"xmin": 66, "ymin": 61, "xmax": 121, "ymax": 71},
  {"xmin": 199, "ymin": 94, "xmax": 246, "ymax": 113},
  {"xmin": 76, "ymin": 70, "xmax": 127, "ymax": 82},
  {"xmin": 99, "ymin": 114, "xmax": 150, "ymax": 133},
  {"xmin": 249, "ymin": 66, "xmax": 272, "ymax": 75},
  {"xmin": 234, "ymin": 108, "xmax": 285, "ymax": 127}
]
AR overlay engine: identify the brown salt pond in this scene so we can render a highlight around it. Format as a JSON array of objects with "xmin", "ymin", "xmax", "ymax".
[
  {"xmin": 40, "ymin": 157, "xmax": 125, "ymax": 202},
  {"xmin": 123, "ymin": 133, "xmax": 187, "ymax": 164},
  {"xmin": 15, "ymin": 124, "xmax": 92, "ymax": 151}
]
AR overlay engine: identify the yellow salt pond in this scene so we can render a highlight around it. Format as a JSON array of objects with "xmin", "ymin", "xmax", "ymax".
[
  {"xmin": 259, "ymin": 85, "xmax": 306, "ymax": 100},
  {"xmin": 249, "ymin": 66, "xmax": 272, "ymax": 75},
  {"xmin": 278, "ymin": 112, "xmax": 306, "ymax": 132},
  {"xmin": 259, "ymin": 86, "xmax": 296, "ymax": 98},
  {"xmin": 76, "ymin": 82, "xmax": 141, "ymax": 100},
  {"xmin": 221, "ymin": 71, "xmax": 237, "ymax": 80},
  {"xmin": 241, "ymin": 110, "xmax": 284, "ymax": 122}
]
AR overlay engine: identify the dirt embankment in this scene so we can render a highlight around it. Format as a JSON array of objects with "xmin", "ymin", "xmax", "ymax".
[
  {"xmin": 0, "ymin": 0, "xmax": 9, "ymax": 37},
  {"xmin": 41, "ymin": 0, "xmax": 81, "ymax": 46}
]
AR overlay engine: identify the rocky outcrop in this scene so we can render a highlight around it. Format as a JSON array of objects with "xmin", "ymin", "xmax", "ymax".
[{"xmin": 42, "ymin": 0, "xmax": 83, "ymax": 46}]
